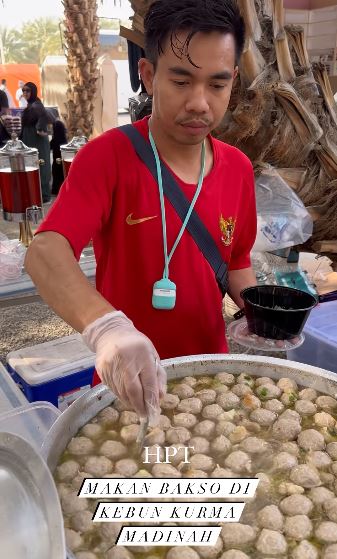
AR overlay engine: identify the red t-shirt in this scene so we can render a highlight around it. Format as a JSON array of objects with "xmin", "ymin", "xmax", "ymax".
[{"xmin": 37, "ymin": 117, "xmax": 256, "ymax": 370}]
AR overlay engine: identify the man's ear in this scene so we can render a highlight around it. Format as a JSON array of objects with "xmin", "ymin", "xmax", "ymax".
[{"xmin": 139, "ymin": 58, "xmax": 155, "ymax": 95}]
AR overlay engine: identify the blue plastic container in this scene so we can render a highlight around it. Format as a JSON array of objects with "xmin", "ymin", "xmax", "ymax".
[{"xmin": 6, "ymin": 335, "xmax": 95, "ymax": 410}]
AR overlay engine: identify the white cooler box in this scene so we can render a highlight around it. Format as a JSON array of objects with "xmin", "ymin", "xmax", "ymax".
[
  {"xmin": 287, "ymin": 300, "xmax": 337, "ymax": 374},
  {"xmin": 6, "ymin": 334, "xmax": 96, "ymax": 410}
]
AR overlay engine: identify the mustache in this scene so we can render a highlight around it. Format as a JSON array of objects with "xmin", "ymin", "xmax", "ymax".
[{"xmin": 178, "ymin": 118, "xmax": 211, "ymax": 126}]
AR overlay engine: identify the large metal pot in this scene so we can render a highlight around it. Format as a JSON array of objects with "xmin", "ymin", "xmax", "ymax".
[{"xmin": 42, "ymin": 354, "xmax": 337, "ymax": 471}]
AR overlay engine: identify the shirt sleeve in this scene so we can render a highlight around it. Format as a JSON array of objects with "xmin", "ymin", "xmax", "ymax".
[
  {"xmin": 228, "ymin": 158, "xmax": 257, "ymax": 271},
  {"xmin": 36, "ymin": 132, "xmax": 118, "ymax": 260}
]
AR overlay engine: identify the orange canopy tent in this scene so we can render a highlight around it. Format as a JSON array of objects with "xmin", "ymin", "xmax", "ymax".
[{"xmin": 0, "ymin": 64, "xmax": 41, "ymax": 107}]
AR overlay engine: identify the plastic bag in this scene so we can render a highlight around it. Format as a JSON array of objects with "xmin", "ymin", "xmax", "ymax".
[
  {"xmin": 0, "ymin": 233, "xmax": 26, "ymax": 282},
  {"xmin": 252, "ymin": 166, "xmax": 313, "ymax": 252}
]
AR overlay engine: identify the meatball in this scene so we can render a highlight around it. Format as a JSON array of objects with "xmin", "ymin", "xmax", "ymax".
[
  {"xmin": 68, "ymin": 437, "xmax": 94, "ymax": 456},
  {"xmin": 97, "ymin": 406, "xmax": 119, "ymax": 425},
  {"xmin": 184, "ymin": 469, "xmax": 208, "ymax": 478},
  {"xmin": 189, "ymin": 453, "xmax": 214, "ymax": 472},
  {"xmin": 221, "ymin": 523, "xmax": 256, "ymax": 548},
  {"xmin": 229, "ymin": 426, "xmax": 249, "ymax": 444},
  {"xmin": 327, "ymin": 442, "xmax": 337, "ymax": 460},
  {"xmin": 284, "ymin": 515, "xmax": 313, "ymax": 540},
  {"xmin": 257, "ymin": 505, "xmax": 284, "ymax": 531},
  {"xmin": 202, "ymin": 404, "xmax": 224, "ymax": 419},
  {"xmin": 158, "ymin": 415, "xmax": 171, "ymax": 431},
  {"xmin": 115, "ymin": 459, "xmax": 138, "ymax": 477},
  {"xmin": 99, "ymin": 440, "xmax": 127, "ymax": 460},
  {"xmin": 152, "ymin": 463, "xmax": 182, "ymax": 478},
  {"xmin": 295, "ymin": 400, "xmax": 317, "ymax": 416},
  {"xmin": 255, "ymin": 376, "xmax": 275, "ymax": 387},
  {"xmin": 76, "ymin": 553, "xmax": 98, "ymax": 559},
  {"xmin": 250, "ymin": 409, "xmax": 277, "ymax": 427},
  {"xmin": 120, "ymin": 424, "xmax": 140, "ymax": 444},
  {"xmin": 315, "ymin": 521, "xmax": 337, "ymax": 543},
  {"xmin": 299, "ymin": 388, "xmax": 318, "ymax": 401},
  {"xmin": 161, "ymin": 393, "xmax": 180, "ymax": 410},
  {"xmin": 166, "ymin": 547, "xmax": 200, "ymax": 559},
  {"xmin": 144, "ymin": 428, "xmax": 166, "ymax": 446},
  {"xmin": 61, "ymin": 491, "xmax": 88, "ymax": 515},
  {"xmin": 71, "ymin": 510, "xmax": 93, "ymax": 533},
  {"xmin": 240, "ymin": 437, "xmax": 269, "ymax": 454},
  {"xmin": 290, "ymin": 464, "xmax": 321, "ymax": 488},
  {"xmin": 314, "ymin": 412, "xmax": 336, "ymax": 428},
  {"xmin": 215, "ymin": 421, "xmax": 236, "ymax": 437},
  {"xmin": 166, "ymin": 427, "xmax": 191, "ymax": 444},
  {"xmin": 99, "ymin": 522, "xmax": 123, "ymax": 546},
  {"xmin": 256, "ymin": 384, "xmax": 282, "ymax": 400},
  {"xmin": 323, "ymin": 544, "xmax": 337, "ymax": 559},
  {"xmin": 277, "ymin": 377, "xmax": 298, "ymax": 392},
  {"xmin": 65, "ymin": 528, "xmax": 83, "ymax": 552},
  {"xmin": 183, "ymin": 376, "xmax": 198, "ymax": 387},
  {"xmin": 215, "ymin": 372, "xmax": 235, "ymax": 385},
  {"xmin": 72, "ymin": 472, "xmax": 93, "ymax": 491},
  {"xmin": 171, "ymin": 384, "xmax": 195, "ymax": 399},
  {"xmin": 315, "ymin": 396, "xmax": 337, "ymax": 412},
  {"xmin": 279, "ymin": 494, "xmax": 313, "ymax": 516},
  {"xmin": 193, "ymin": 420, "xmax": 215, "ymax": 438},
  {"xmin": 272, "ymin": 452, "xmax": 298, "ymax": 472},
  {"xmin": 278, "ymin": 482, "xmax": 304, "ymax": 496},
  {"xmin": 271, "ymin": 418, "xmax": 301, "ymax": 441},
  {"xmin": 324, "ymin": 499, "xmax": 337, "ymax": 522},
  {"xmin": 241, "ymin": 394, "xmax": 261, "ymax": 411},
  {"xmin": 224, "ymin": 451, "xmax": 251, "ymax": 474},
  {"xmin": 211, "ymin": 435, "xmax": 232, "ymax": 455},
  {"xmin": 195, "ymin": 389, "xmax": 217, "ymax": 405},
  {"xmin": 84, "ymin": 456, "xmax": 113, "ymax": 477},
  {"xmin": 119, "ymin": 411, "xmax": 139, "ymax": 426},
  {"xmin": 216, "ymin": 392, "xmax": 241, "ymax": 410},
  {"xmin": 189, "ymin": 437, "xmax": 210, "ymax": 455},
  {"xmin": 210, "ymin": 467, "xmax": 236, "ymax": 478},
  {"xmin": 263, "ymin": 399, "xmax": 284, "ymax": 414},
  {"xmin": 56, "ymin": 460, "xmax": 79, "ymax": 482},
  {"xmin": 309, "ymin": 487, "xmax": 335, "ymax": 505},
  {"xmin": 177, "ymin": 398, "xmax": 203, "ymax": 414},
  {"xmin": 292, "ymin": 540, "xmax": 318, "ymax": 559},
  {"xmin": 81, "ymin": 423, "xmax": 103, "ymax": 439},
  {"xmin": 231, "ymin": 384, "xmax": 253, "ymax": 398},
  {"xmin": 306, "ymin": 451, "xmax": 332, "ymax": 469},
  {"xmin": 298, "ymin": 429, "xmax": 325, "ymax": 451},
  {"xmin": 255, "ymin": 529, "xmax": 287, "ymax": 555},
  {"xmin": 173, "ymin": 413, "xmax": 198, "ymax": 429}
]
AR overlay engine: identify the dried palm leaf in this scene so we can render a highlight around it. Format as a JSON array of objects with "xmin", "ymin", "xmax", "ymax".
[
  {"xmin": 240, "ymin": 38, "xmax": 266, "ymax": 86},
  {"xmin": 285, "ymin": 25, "xmax": 310, "ymax": 69},
  {"xmin": 312, "ymin": 63, "xmax": 337, "ymax": 129},
  {"xmin": 237, "ymin": 0, "xmax": 262, "ymax": 41},
  {"xmin": 276, "ymin": 167, "xmax": 306, "ymax": 191}
]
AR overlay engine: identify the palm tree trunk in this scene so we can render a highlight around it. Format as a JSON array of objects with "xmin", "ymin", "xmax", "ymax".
[{"xmin": 63, "ymin": 0, "xmax": 100, "ymax": 137}]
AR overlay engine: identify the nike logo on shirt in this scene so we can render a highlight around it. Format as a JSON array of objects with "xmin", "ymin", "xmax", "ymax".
[{"xmin": 126, "ymin": 213, "xmax": 157, "ymax": 225}]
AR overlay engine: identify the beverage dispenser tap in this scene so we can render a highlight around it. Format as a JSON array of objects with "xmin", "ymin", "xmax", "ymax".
[{"xmin": 0, "ymin": 134, "xmax": 44, "ymax": 247}]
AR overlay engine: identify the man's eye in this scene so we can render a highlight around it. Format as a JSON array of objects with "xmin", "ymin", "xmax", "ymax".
[
  {"xmin": 211, "ymin": 84, "xmax": 226, "ymax": 89},
  {"xmin": 173, "ymin": 80, "xmax": 188, "ymax": 86}
]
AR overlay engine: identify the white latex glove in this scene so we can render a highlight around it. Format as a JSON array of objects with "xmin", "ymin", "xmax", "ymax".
[{"xmin": 82, "ymin": 311, "xmax": 167, "ymax": 425}]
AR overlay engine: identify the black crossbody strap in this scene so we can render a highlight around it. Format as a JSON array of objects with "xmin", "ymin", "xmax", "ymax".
[{"xmin": 120, "ymin": 124, "xmax": 228, "ymax": 296}]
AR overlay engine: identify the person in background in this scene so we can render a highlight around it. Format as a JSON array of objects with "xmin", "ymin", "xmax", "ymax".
[
  {"xmin": 0, "ymin": 79, "xmax": 15, "ymax": 108},
  {"xmin": 50, "ymin": 120, "xmax": 68, "ymax": 196},
  {"xmin": 0, "ymin": 89, "xmax": 10, "ymax": 147},
  {"xmin": 21, "ymin": 82, "xmax": 52, "ymax": 203},
  {"xmin": 15, "ymin": 80, "xmax": 28, "ymax": 108}
]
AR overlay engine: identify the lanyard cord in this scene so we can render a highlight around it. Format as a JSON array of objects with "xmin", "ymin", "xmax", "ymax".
[{"xmin": 149, "ymin": 130, "xmax": 206, "ymax": 280}]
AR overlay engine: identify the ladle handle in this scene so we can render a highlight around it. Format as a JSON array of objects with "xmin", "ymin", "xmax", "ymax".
[
  {"xmin": 234, "ymin": 308, "xmax": 245, "ymax": 320},
  {"xmin": 318, "ymin": 290, "xmax": 337, "ymax": 303}
]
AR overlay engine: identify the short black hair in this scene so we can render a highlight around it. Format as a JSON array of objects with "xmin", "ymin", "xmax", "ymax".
[{"xmin": 144, "ymin": 0, "xmax": 245, "ymax": 68}]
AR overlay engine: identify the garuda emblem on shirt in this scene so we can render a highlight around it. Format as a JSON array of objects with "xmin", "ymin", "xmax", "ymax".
[{"xmin": 220, "ymin": 215, "xmax": 236, "ymax": 246}]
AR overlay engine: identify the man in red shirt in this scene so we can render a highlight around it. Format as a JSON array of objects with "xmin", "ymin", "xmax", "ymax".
[{"xmin": 25, "ymin": 0, "xmax": 256, "ymax": 424}]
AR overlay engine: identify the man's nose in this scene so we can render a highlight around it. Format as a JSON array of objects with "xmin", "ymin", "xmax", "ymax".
[{"xmin": 185, "ymin": 86, "xmax": 210, "ymax": 114}]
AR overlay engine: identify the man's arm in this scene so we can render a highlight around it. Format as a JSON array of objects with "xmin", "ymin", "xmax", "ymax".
[
  {"xmin": 227, "ymin": 266, "xmax": 257, "ymax": 309},
  {"xmin": 24, "ymin": 231, "xmax": 114, "ymax": 332}
]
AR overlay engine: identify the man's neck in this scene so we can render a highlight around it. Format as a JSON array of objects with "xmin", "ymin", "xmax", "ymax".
[{"xmin": 148, "ymin": 117, "xmax": 213, "ymax": 184}]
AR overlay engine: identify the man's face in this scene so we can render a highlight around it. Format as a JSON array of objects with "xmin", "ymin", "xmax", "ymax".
[
  {"xmin": 22, "ymin": 86, "xmax": 31, "ymax": 101},
  {"xmin": 140, "ymin": 31, "xmax": 238, "ymax": 146}
]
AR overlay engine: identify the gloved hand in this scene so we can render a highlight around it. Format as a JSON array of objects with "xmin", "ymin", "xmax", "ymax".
[{"xmin": 82, "ymin": 311, "xmax": 167, "ymax": 426}]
